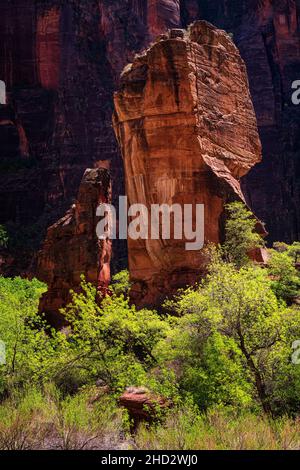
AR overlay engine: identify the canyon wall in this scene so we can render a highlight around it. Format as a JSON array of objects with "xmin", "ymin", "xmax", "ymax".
[
  {"xmin": 195, "ymin": 0, "xmax": 300, "ymax": 243},
  {"xmin": 0, "ymin": 0, "xmax": 187, "ymax": 275},
  {"xmin": 113, "ymin": 21, "xmax": 262, "ymax": 306},
  {"xmin": 0, "ymin": 0, "xmax": 300, "ymax": 299},
  {"xmin": 37, "ymin": 168, "xmax": 111, "ymax": 327}
]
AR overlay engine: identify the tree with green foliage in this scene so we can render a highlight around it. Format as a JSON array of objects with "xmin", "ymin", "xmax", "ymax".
[
  {"xmin": 288, "ymin": 242, "xmax": 300, "ymax": 264},
  {"xmin": 268, "ymin": 249, "xmax": 300, "ymax": 303},
  {"xmin": 273, "ymin": 241, "xmax": 300, "ymax": 264},
  {"xmin": 110, "ymin": 270, "xmax": 131, "ymax": 297},
  {"xmin": 59, "ymin": 277, "xmax": 176, "ymax": 397},
  {"xmin": 0, "ymin": 277, "xmax": 67, "ymax": 394},
  {"xmin": 161, "ymin": 256, "xmax": 300, "ymax": 415},
  {"xmin": 223, "ymin": 202, "xmax": 264, "ymax": 268}
]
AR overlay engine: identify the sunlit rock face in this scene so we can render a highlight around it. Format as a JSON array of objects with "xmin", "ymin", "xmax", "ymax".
[
  {"xmin": 37, "ymin": 168, "xmax": 111, "ymax": 327},
  {"xmin": 113, "ymin": 21, "xmax": 262, "ymax": 307}
]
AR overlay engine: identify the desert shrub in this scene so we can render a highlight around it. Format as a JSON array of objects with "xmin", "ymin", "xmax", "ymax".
[
  {"xmin": 0, "ymin": 387, "xmax": 54, "ymax": 450},
  {"xmin": 0, "ymin": 385, "xmax": 126, "ymax": 450},
  {"xmin": 53, "ymin": 390, "xmax": 125, "ymax": 450},
  {"xmin": 135, "ymin": 404, "xmax": 208, "ymax": 450}
]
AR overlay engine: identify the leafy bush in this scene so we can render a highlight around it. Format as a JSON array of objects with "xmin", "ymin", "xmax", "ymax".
[
  {"xmin": 58, "ymin": 278, "xmax": 176, "ymax": 398},
  {"xmin": 160, "ymin": 257, "xmax": 300, "ymax": 415},
  {"xmin": 268, "ymin": 249, "xmax": 300, "ymax": 302},
  {"xmin": 0, "ymin": 387, "xmax": 54, "ymax": 450},
  {"xmin": 223, "ymin": 202, "xmax": 264, "ymax": 267},
  {"xmin": 0, "ymin": 386, "xmax": 126, "ymax": 450},
  {"xmin": 54, "ymin": 390, "xmax": 125, "ymax": 450},
  {"xmin": 0, "ymin": 277, "xmax": 67, "ymax": 394},
  {"xmin": 111, "ymin": 270, "xmax": 131, "ymax": 297}
]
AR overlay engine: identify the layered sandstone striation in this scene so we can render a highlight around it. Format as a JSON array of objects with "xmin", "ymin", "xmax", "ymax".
[
  {"xmin": 37, "ymin": 168, "xmax": 111, "ymax": 327},
  {"xmin": 113, "ymin": 21, "xmax": 262, "ymax": 306}
]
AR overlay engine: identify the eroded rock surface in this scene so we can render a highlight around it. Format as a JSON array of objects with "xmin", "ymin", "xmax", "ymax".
[
  {"xmin": 0, "ymin": 0, "xmax": 186, "ymax": 275},
  {"xmin": 1, "ymin": 1, "xmax": 300, "ymax": 281},
  {"xmin": 113, "ymin": 21, "xmax": 262, "ymax": 306},
  {"xmin": 119, "ymin": 387, "xmax": 169, "ymax": 428},
  {"xmin": 37, "ymin": 168, "xmax": 111, "ymax": 327}
]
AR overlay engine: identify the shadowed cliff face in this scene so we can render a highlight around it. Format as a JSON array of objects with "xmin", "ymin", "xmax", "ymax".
[
  {"xmin": 113, "ymin": 22, "xmax": 262, "ymax": 307},
  {"xmin": 194, "ymin": 0, "xmax": 300, "ymax": 243},
  {"xmin": 0, "ymin": 0, "xmax": 188, "ymax": 275},
  {"xmin": 0, "ymin": 0, "xmax": 299, "ymax": 281}
]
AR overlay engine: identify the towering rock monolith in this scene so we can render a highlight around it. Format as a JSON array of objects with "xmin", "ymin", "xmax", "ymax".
[
  {"xmin": 37, "ymin": 168, "xmax": 111, "ymax": 327},
  {"xmin": 113, "ymin": 21, "xmax": 263, "ymax": 306}
]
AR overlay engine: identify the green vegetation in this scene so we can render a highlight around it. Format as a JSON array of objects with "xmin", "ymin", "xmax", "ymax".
[
  {"xmin": 111, "ymin": 269, "xmax": 131, "ymax": 297},
  {"xmin": 268, "ymin": 249, "xmax": 300, "ymax": 302},
  {"xmin": 135, "ymin": 406, "xmax": 300, "ymax": 450},
  {"xmin": 0, "ymin": 202, "xmax": 299, "ymax": 449},
  {"xmin": 0, "ymin": 225, "xmax": 9, "ymax": 248},
  {"xmin": 223, "ymin": 202, "xmax": 264, "ymax": 267}
]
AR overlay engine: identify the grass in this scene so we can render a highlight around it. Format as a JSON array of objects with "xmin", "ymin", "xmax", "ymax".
[
  {"xmin": 0, "ymin": 386, "xmax": 126, "ymax": 450},
  {"xmin": 134, "ymin": 408, "xmax": 300, "ymax": 450},
  {"xmin": 0, "ymin": 390, "xmax": 300, "ymax": 450}
]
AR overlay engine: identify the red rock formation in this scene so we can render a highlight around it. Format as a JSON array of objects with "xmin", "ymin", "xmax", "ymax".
[
  {"xmin": 37, "ymin": 168, "xmax": 111, "ymax": 327},
  {"xmin": 0, "ymin": 0, "xmax": 184, "ymax": 276},
  {"xmin": 248, "ymin": 247, "xmax": 270, "ymax": 265},
  {"xmin": 119, "ymin": 387, "xmax": 169, "ymax": 427},
  {"xmin": 113, "ymin": 21, "xmax": 262, "ymax": 306},
  {"xmin": 1, "ymin": 0, "xmax": 300, "ymax": 284},
  {"xmin": 36, "ymin": 6, "xmax": 61, "ymax": 90}
]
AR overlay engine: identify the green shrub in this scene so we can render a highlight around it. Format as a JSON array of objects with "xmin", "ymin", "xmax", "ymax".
[
  {"xmin": 223, "ymin": 202, "xmax": 264, "ymax": 268},
  {"xmin": 0, "ymin": 385, "xmax": 126, "ymax": 450},
  {"xmin": 268, "ymin": 250, "xmax": 300, "ymax": 302},
  {"xmin": 159, "ymin": 256, "xmax": 300, "ymax": 415},
  {"xmin": 59, "ymin": 278, "xmax": 176, "ymax": 398},
  {"xmin": 0, "ymin": 277, "xmax": 68, "ymax": 393},
  {"xmin": 54, "ymin": 390, "xmax": 125, "ymax": 450},
  {"xmin": 111, "ymin": 270, "xmax": 131, "ymax": 297},
  {"xmin": 0, "ymin": 387, "xmax": 54, "ymax": 450}
]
